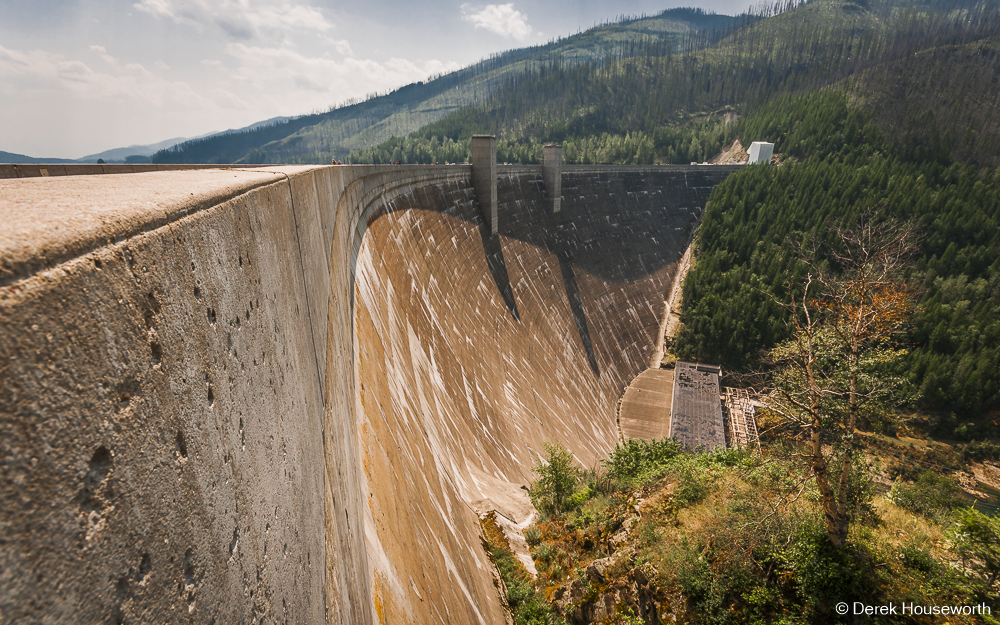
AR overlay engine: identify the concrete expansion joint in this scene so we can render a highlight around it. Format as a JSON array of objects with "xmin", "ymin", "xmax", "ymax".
[{"xmin": 276, "ymin": 171, "xmax": 326, "ymax": 405}]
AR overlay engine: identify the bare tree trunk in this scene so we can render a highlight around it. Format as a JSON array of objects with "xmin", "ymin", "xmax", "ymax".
[
  {"xmin": 833, "ymin": 351, "xmax": 860, "ymax": 546},
  {"xmin": 813, "ymin": 421, "xmax": 844, "ymax": 547},
  {"xmin": 804, "ymin": 337, "xmax": 846, "ymax": 547},
  {"xmin": 774, "ymin": 217, "xmax": 917, "ymax": 550}
]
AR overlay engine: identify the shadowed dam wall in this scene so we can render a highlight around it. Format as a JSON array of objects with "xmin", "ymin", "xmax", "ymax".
[{"xmin": 0, "ymin": 163, "xmax": 740, "ymax": 623}]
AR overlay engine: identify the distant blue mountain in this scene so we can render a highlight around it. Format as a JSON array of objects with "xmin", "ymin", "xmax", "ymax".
[
  {"xmin": 0, "ymin": 151, "xmax": 78, "ymax": 164},
  {"xmin": 1, "ymin": 115, "xmax": 300, "ymax": 164}
]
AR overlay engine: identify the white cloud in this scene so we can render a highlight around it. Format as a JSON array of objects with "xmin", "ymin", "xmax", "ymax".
[
  {"xmin": 0, "ymin": 43, "xmax": 210, "ymax": 108},
  {"xmin": 0, "ymin": 42, "xmax": 248, "ymax": 156},
  {"xmin": 320, "ymin": 37, "xmax": 353, "ymax": 57},
  {"xmin": 222, "ymin": 42, "xmax": 460, "ymax": 103},
  {"xmin": 0, "ymin": 33, "xmax": 463, "ymax": 156},
  {"xmin": 0, "ymin": 3, "xmax": 470, "ymax": 157},
  {"xmin": 133, "ymin": 0, "xmax": 333, "ymax": 42},
  {"xmin": 460, "ymin": 3, "xmax": 532, "ymax": 40},
  {"xmin": 89, "ymin": 44, "xmax": 116, "ymax": 65}
]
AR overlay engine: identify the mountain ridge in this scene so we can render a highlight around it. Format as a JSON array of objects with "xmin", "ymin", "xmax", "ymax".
[{"xmin": 151, "ymin": 8, "xmax": 738, "ymax": 165}]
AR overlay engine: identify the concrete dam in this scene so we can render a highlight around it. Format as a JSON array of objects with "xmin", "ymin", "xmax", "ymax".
[{"xmin": 0, "ymin": 160, "xmax": 740, "ymax": 623}]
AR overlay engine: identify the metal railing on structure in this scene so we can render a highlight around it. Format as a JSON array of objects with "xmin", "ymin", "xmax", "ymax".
[{"xmin": 724, "ymin": 387, "xmax": 761, "ymax": 451}]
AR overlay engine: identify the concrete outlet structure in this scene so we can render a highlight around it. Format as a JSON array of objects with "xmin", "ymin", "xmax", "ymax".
[
  {"xmin": 0, "ymin": 159, "xmax": 742, "ymax": 624},
  {"xmin": 471, "ymin": 135, "xmax": 498, "ymax": 234},
  {"xmin": 543, "ymin": 144, "xmax": 563, "ymax": 213}
]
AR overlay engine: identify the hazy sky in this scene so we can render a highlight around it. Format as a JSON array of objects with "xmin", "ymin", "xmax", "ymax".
[{"xmin": 0, "ymin": 1, "xmax": 756, "ymax": 158}]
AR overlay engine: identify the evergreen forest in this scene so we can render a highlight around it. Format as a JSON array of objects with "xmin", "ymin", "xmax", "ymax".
[{"xmin": 673, "ymin": 90, "xmax": 1000, "ymax": 430}]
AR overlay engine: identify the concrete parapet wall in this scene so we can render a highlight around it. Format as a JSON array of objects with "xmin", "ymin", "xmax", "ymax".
[
  {"xmin": 0, "ymin": 162, "xmax": 739, "ymax": 624},
  {"xmin": 1, "ymin": 167, "xmax": 336, "ymax": 624},
  {"xmin": 0, "ymin": 163, "xmax": 283, "ymax": 180}
]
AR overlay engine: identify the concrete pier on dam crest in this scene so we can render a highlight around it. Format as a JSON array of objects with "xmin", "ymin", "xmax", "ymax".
[{"xmin": 0, "ymin": 160, "xmax": 741, "ymax": 624}]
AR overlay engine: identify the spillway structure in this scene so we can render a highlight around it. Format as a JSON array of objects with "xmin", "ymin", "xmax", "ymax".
[{"xmin": 0, "ymin": 161, "xmax": 741, "ymax": 624}]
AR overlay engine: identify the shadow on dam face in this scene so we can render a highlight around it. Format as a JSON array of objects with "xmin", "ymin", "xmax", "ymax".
[
  {"xmin": 366, "ymin": 169, "xmax": 718, "ymax": 382},
  {"xmin": 478, "ymin": 215, "xmax": 521, "ymax": 322},
  {"xmin": 556, "ymin": 249, "xmax": 600, "ymax": 376}
]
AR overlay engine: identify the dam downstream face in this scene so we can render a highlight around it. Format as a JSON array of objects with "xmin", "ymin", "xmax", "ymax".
[
  {"xmin": 0, "ymin": 164, "xmax": 738, "ymax": 623},
  {"xmin": 352, "ymin": 171, "xmax": 713, "ymax": 623}
]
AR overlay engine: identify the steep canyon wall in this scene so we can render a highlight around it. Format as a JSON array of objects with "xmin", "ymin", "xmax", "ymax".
[{"xmin": 0, "ymin": 164, "xmax": 739, "ymax": 624}]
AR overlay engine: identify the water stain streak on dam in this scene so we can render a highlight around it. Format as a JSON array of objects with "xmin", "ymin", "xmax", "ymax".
[{"xmin": 0, "ymin": 163, "xmax": 739, "ymax": 623}]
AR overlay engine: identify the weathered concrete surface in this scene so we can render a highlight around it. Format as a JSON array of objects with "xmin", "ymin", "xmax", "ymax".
[
  {"xmin": 0, "ymin": 168, "xmax": 318, "ymax": 286},
  {"xmin": 618, "ymin": 369, "xmax": 674, "ymax": 441},
  {"xmin": 471, "ymin": 136, "xmax": 498, "ymax": 234},
  {"xmin": 542, "ymin": 144, "xmax": 562, "ymax": 213},
  {"xmin": 0, "ymin": 167, "xmax": 335, "ymax": 623},
  {"xmin": 669, "ymin": 362, "xmax": 726, "ymax": 450},
  {"xmin": 0, "ymin": 163, "xmax": 275, "ymax": 180},
  {"xmin": 0, "ymin": 163, "xmax": 740, "ymax": 624}
]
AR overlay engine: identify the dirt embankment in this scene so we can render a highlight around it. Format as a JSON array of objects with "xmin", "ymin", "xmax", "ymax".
[{"xmin": 709, "ymin": 139, "xmax": 749, "ymax": 165}]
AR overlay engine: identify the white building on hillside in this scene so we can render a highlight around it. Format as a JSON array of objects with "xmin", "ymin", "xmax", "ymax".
[{"xmin": 748, "ymin": 141, "xmax": 774, "ymax": 165}]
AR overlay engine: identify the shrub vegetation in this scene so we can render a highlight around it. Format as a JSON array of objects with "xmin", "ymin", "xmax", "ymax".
[{"xmin": 515, "ymin": 439, "xmax": 999, "ymax": 624}]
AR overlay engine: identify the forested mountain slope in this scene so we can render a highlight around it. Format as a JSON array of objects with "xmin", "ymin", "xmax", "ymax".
[
  {"xmin": 151, "ymin": 8, "xmax": 733, "ymax": 164},
  {"xmin": 350, "ymin": 0, "xmax": 1000, "ymax": 168},
  {"xmin": 675, "ymin": 91, "xmax": 1000, "ymax": 430},
  {"xmin": 848, "ymin": 35, "xmax": 1000, "ymax": 168}
]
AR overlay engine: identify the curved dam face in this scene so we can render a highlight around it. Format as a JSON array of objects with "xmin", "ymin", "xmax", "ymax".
[
  {"xmin": 353, "ymin": 169, "xmax": 725, "ymax": 622},
  {"xmin": 0, "ymin": 164, "xmax": 738, "ymax": 623}
]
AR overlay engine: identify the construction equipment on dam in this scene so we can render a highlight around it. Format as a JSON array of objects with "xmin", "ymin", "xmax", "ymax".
[{"xmin": 1, "ymin": 153, "xmax": 743, "ymax": 623}]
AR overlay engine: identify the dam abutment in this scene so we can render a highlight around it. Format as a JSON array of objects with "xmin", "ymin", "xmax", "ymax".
[{"xmin": 0, "ymin": 163, "xmax": 741, "ymax": 623}]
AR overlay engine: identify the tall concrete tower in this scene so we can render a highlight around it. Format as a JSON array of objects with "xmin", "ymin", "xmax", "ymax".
[
  {"xmin": 543, "ymin": 143, "xmax": 563, "ymax": 213},
  {"xmin": 471, "ymin": 135, "xmax": 498, "ymax": 234}
]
